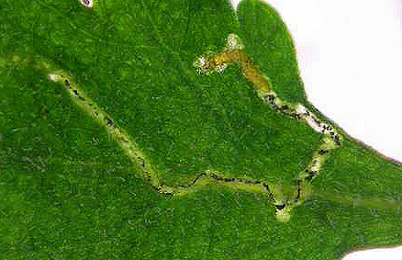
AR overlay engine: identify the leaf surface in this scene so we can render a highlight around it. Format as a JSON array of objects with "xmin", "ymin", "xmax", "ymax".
[{"xmin": 0, "ymin": 0, "xmax": 401, "ymax": 259}]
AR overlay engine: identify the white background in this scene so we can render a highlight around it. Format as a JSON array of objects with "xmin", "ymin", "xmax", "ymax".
[{"xmin": 230, "ymin": 0, "xmax": 402, "ymax": 259}]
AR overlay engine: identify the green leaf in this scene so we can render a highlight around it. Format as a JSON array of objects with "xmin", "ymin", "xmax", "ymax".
[{"xmin": 0, "ymin": 0, "xmax": 400, "ymax": 259}]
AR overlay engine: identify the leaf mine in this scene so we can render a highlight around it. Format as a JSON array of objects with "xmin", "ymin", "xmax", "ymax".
[
  {"xmin": 42, "ymin": 33, "xmax": 344, "ymax": 223},
  {"xmin": 77, "ymin": 0, "xmax": 93, "ymax": 8},
  {"xmin": 44, "ymin": 64, "xmax": 282, "ymax": 202},
  {"xmin": 194, "ymin": 33, "xmax": 343, "ymax": 221}
]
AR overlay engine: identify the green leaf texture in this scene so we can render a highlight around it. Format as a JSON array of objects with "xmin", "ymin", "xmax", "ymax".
[{"xmin": 0, "ymin": 0, "xmax": 400, "ymax": 259}]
